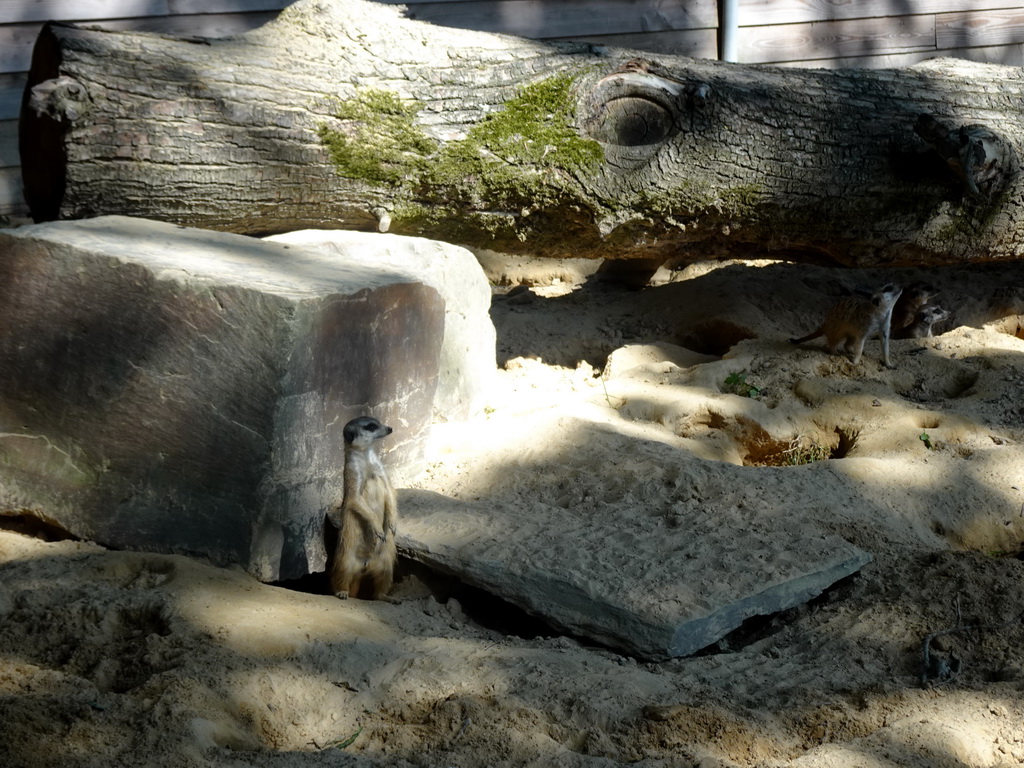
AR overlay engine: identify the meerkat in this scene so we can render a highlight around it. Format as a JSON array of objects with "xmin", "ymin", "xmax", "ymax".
[
  {"xmin": 790, "ymin": 283, "xmax": 903, "ymax": 367},
  {"xmin": 327, "ymin": 416, "xmax": 398, "ymax": 600},
  {"xmin": 894, "ymin": 304, "xmax": 950, "ymax": 339},
  {"xmin": 890, "ymin": 282, "xmax": 939, "ymax": 336}
]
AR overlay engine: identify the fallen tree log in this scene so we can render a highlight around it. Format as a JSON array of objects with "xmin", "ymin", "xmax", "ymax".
[{"xmin": 18, "ymin": 0, "xmax": 1024, "ymax": 267}]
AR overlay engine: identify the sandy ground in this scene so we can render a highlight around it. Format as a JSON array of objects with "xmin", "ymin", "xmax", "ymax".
[{"xmin": 4, "ymin": 253, "xmax": 1024, "ymax": 767}]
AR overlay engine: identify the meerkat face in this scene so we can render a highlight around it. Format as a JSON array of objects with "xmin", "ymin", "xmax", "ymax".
[
  {"xmin": 343, "ymin": 416, "xmax": 394, "ymax": 447},
  {"xmin": 921, "ymin": 305, "xmax": 950, "ymax": 324},
  {"xmin": 875, "ymin": 284, "xmax": 902, "ymax": 307},
  {"xmin": 907, "ymin": 282, "xmax": 939, "ymax": 303}
]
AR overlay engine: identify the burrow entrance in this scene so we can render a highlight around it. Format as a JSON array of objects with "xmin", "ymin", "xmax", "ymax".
[
  {"xmin": 0, "ymin": 509, "xmax": 79, "ymax": 542},
  {"xmin": 275, "ymin": 557, "xmax": 559, "ymax": 641},
  {"xmin": 743, "ymin": 425, "xmax": 860, "ymax": 467}
]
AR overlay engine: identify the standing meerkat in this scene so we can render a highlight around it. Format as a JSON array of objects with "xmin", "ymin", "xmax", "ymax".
[
  {"xmin": 790, "ymin": 283, "xmax": 903, "ymax": 367},
  {"xmin": 894, "ymin": 304, "xmax": 950, "ymax": 339},
  {"xmin": 327, "ymin": 416, "xmax": 398, "ymax": 600}
]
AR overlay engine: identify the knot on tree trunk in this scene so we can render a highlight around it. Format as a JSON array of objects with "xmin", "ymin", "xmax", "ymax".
[
  {"xmin": 582, "ymin": 60, "xmax": 713, "ymax": 171},
  {"xmin": 28, "ymin": 76, "xmax": 91, "ymax": 123},
  {"xmin": 915, "ymin": 114, "xmax": 1018, "ymax": 201}
]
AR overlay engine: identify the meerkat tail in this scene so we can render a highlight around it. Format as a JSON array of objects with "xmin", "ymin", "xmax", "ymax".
[{"xmin": 790, "ymin": 328, "xmax": 823, "ymax": 345}]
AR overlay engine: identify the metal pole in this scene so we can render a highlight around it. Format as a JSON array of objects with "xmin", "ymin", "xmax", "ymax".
[{"xmin": 720, "ymin": 0, "xmax": 739, "ymax": 62}]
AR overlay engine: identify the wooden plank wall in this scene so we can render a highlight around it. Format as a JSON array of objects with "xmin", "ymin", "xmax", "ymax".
[
  {"xmin": 736, "ymin": 1, "xmax": 1024, "ymax": 68},
  {"xmin": 387, "ymin": 0, "xmax": 1024, "ymax": 67},
  {"xmin": 3, "ymin": 1, "xmax": 1024, "ymax": 221}
]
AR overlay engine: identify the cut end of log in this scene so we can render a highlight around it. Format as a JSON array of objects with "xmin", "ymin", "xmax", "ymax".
[{"xmin": 20, "ymin": 22, "xmax": 69, "ymax": 223}]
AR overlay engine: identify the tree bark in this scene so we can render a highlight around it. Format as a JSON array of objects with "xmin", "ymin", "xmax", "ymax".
[{"xmin": 18, "ymin": 0, "xmax": 1024, "ymax": 267}]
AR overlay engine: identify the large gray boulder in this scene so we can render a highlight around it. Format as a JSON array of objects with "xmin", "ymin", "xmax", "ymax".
[
  {"xmin": 0, "ymin": 216, "xmax": 455, "ymax": 581},
  {"xmin": 264, "ymin": 230, "xmax": 495, "ymax": 421}
]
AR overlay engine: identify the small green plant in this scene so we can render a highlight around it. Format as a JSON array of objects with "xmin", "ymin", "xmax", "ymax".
[
  {"xmin": 919, "ymin": 430, "xmax": 934, "ymax": 449},
  {"xmin": 321, "ymin": 727, "xmax": 362, "ymax": 750},
  {"xmin": 783, "ymin": 438, "xmax": 831, "ymax": 466},
  {"xmin": 723, "ymin": 372, "xmax": 761, "ymax": 398},
  {"xmin": 599, "ymin": 375, "xmax": 627, "ymax": 409}
]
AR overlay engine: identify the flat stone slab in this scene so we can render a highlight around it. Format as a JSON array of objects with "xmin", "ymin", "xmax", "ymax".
[
  {"xmin": 0, "ymin": 216, "xmax": 462, "ymax": 581},
  {"xmin": 398, "ymin": 461, "xmax": 871, "ymax": 660}
]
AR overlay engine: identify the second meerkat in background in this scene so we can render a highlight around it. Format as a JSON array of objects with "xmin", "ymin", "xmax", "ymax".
[
  {"xmin": 790, "ymin": 283, "xmax": 903, "ymax": 367},
  {"xmin": 890, "ymin": 282, "xmax": 939, "ymax": 337},
  {"xmin": 894, "ymin": 304, "xmax": 950, "ymax": 339},
  {"xmin": 327, "ymin": 416, "xmax": 398, "ymax": 600}
]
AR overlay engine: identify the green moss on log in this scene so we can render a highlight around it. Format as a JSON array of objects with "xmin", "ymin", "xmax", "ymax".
[
  {"xmin": 641, "ymin": 181, "xmax": 764, "ymax": 220},
  {"xmin": 317, "ymin": 90, "xmax": 437, "ymax": 185},
  {"xmin": 318, "ymin": 74, "xmax": 604, "ymax": 217},
  {"xmin": 465, "ymin": 73, "xmax": 604, "ymax": 172}
]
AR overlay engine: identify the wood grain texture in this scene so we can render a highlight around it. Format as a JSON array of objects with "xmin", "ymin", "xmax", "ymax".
[
  {"xmin": 738, "ymin": 15, "xmax": 937, "ymax": 64},
  {"xmin": 0, "ymin": 72, "xmax": 24, "ymax": 121},
  {"xmin": 553, "ymin": 28, "xmax": 718, "ymax": 59},
  {"xmin": 395, "ymin": 0, "xmax": 718, "ymax": 39},
  {"xmin": 0, "ymin": 24, "xmax": 40, "ymax": 75},
  {"xmin": 1, "ymin": 13, "xmax": 280, "ymax": 75},
  {"xmin": 773, "ymin": 43, "xmax": 1024, "ymax": 69},
  {"xmin": 739, "ymin": 0, "xmax": 1023, "ymax": 27},
  {"xmin": 169, "ymin": 0, "xmax": 291, "ymax": 12},
  {"xmin": 0, "ymin": 0, "xmax": 170, "ymax": 25},
  {"xmin": 0, "ymin": 119, "xmax": 16, "ymax": 167},
  {"xmin": 937, "ymin": 9, "xmax": 1024, "ymax": 49},
  {"xmin": 0, "ymin": 167, "xmax": 24, "ymax": 215}
]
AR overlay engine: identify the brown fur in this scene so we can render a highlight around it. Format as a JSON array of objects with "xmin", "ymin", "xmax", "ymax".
[
  {"xmin": 790, "ymin": 283, "xmax": 903, "ymax": 367},
  {"xmin": 890, "ymin": 282, "xmax": 938, "ymax": 335},
  {"xmin": 327, "ymin": 417, "xmax": 398, "ymax": 600},
  {"xmin": 894, "ymin": 304, "xmax": 950, "ymax": 339}
]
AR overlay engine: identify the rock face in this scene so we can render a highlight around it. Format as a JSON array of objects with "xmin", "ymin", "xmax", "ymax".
[
  {"xmin": 264, "ymin": 230, "xmax": 495, "ymax": 421},
  {"xmin": 0, "ymin": 216, "xmax": 450, "ymax": 581}
]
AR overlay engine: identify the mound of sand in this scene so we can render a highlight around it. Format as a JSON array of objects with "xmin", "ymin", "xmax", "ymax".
[{"xmin": 3, "ymin": 256, "xmax": 1024, "ymax": 767}]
